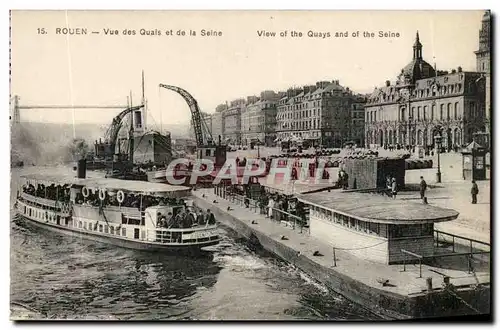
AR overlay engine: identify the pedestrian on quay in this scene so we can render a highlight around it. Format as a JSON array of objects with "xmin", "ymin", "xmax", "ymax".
[
  {"xmin": 419, "ymin": 176, "xmax": 427, "ymax": 199},
  {"xmin": 267, "ymin": 196, "xmax": 275, "ymax": 219},
  {"xmin": 391, "ymin": 178, "xmax": 398, "ymax": 199},
  {"xmin": 471, "ymin": 180, "xmax": 479, "ymax": 204}
]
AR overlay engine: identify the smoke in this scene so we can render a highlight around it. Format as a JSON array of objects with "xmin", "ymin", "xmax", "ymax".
[
  {"xmin": 10, "ymin": 123, "xmax": 41, "ymax": 166},
  {"xmin": 10, "ymin": 122, "xmax": 101, "ymax": 166},
  {"xmin": 67, "ymin": 138, "xmax": 90, "ymax": 161}
]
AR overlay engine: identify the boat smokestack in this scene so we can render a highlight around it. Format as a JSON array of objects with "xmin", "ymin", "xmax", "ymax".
[{"xmin": 77, "ymin": 159, "xmax": 87, "ymax": 179}]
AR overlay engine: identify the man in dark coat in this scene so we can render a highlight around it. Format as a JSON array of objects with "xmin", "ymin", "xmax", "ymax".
[
  {"xmin": 471, "ymin": 180, "xmax": 479, "ymax": 204},
  {"xmin": 419, "ymin": 176, "xmax": 427, "ymax": 199},
  {"xmin": 206, "ymin": 209, "xmax": 216, "ymax": 225}
]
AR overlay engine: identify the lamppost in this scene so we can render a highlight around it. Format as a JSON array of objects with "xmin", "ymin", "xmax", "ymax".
[{"xmin": 434, "ymin": 133, "xmax": 442, "ymax": 183}]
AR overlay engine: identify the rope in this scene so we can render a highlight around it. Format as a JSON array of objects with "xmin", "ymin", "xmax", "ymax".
[
  {"xmin": 333, "ymin": 240, "xmax": 387, "ymax": 251},
  {"xmin": 98, "ymin": 205, "xmax": 110, "ymax": 227},
  {"xmin": 443, "ymin": 284, "xmax": 481, "ymax": 314}
]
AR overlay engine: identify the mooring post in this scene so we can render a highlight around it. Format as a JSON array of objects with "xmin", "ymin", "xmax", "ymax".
[
  {"xmin": 436, "ymin": 231, "xmax": 439, "ymax": 248},
  {"xmin": 333, "ymin": 247, "xmax": 337, "ymax": 267},
  {"xmin": 403, "ymin": 256, "xmax": 406, "ymax": 272},
  {"xmin": 419, "ymin": 258, "xmax": 422, "ymax": 278},
  {"xmin": 452, "ymin": 236, "xmax": 455, "ymax": 253}
]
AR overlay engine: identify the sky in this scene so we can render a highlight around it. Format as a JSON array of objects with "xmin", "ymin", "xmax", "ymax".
[{"xmin": 10, "ymin": 10, "xmax": 485, "ymax": 128}]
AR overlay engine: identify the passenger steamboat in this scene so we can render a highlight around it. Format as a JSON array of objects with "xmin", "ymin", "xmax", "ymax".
[{"xmin": 14, "ymin": 172, "xmax": 221, "ymax": 253}]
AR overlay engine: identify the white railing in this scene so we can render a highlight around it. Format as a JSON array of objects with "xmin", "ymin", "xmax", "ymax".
[
  {"xmin": 104, "ymin": 205, "xmax": 142, "ymax": 219},
  {"xmin": 20, "ymin": 192, "xmax": 58, "ymax": 208},
  {"xmin": 146, "ymin": 225, "xmax": 218, "ymax": 244}
]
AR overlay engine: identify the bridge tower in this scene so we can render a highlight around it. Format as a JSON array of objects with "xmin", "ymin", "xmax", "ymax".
[{"xmin": 10, "ymin": 95, "xmax": 20, "ymax": 124}]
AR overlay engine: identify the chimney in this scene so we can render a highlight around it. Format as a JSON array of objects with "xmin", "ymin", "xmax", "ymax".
[{"xmin": 385, "ymin": 80, "xmax": 391, "ymax": 87}]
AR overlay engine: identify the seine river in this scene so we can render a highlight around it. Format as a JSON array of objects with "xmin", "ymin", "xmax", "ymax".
[{"xmin": 10, "ymin": 166, "xmax": 379, "ymax": 320}]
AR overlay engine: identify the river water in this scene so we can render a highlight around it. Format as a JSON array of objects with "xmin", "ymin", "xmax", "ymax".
[{"xmin": 10, "ymin": 166, "xmax": 379, "ymax": 320}]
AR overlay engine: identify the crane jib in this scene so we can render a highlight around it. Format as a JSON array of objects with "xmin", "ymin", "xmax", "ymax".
[{"xmin": 158, "ymin": 84, "xmax": 213, "ymax": 147}]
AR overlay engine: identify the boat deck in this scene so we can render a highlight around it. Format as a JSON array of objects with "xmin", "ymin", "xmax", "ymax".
[
  {"xmin": 20, "ymin": 173, "xmax": 190, "ymax": 194},
  {"xmin": 193, "ymin": 189, "xmax": 490, "ymax": 297}
]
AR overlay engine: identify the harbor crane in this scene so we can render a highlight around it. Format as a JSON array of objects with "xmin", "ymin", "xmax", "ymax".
[
  {"xmin": 158, "ymin": 84, "xmax": 226, "ymax": 168},
  {"xmin": 94, "ymin": 104, "xmax": 145, "ymax": 161}
]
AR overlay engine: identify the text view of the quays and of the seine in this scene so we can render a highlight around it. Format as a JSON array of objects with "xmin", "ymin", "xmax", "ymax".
[{"xmin": 9, "ymin": 10, "xmax": 491, "ymax": 321}]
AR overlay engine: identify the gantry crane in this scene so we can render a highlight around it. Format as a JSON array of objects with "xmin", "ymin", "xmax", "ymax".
[{"xmin": 158, "ymin": 84, "xmax": 226, "ymax": 168}]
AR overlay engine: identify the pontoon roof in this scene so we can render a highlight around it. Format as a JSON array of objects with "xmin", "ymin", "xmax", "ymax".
[
  {"xmin": 297, "ymin": 191, "xmax": 459, "ymax": 224},
  {"xmin": 20, "ymin": 174, "xmax": 191, "ymax": 195}
]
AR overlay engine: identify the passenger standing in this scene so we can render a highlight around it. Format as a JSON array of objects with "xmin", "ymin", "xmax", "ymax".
[
  {"xmin": 419, "ymin": 176, "xmax": 427, "ymax": 199},
  {"xmin": 471, "ymin": 180, "xmax": 479, "ymax": 204},
  {"xmin": 207, "ymin": 209, "xmax": 216, "ymax": 225}
]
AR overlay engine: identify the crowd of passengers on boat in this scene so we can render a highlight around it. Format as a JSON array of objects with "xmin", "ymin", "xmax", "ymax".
[
  {"xmin": 22, "ymin": 184, "xmax": 71, "ymax": 202},
  {"xmin": 21, "ymin": 182, "xmax": 217, "ymax": 229}
]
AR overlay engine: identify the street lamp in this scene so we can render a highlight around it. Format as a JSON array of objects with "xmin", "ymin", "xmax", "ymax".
[{"xmin": 434, "ymin": 133, "xmax": 442, "ymax": 183}]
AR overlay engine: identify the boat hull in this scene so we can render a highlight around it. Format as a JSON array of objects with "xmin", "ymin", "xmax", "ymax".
[{"xmin": 14, "ymin": 213, "xmax": 220, "ymax": 254}]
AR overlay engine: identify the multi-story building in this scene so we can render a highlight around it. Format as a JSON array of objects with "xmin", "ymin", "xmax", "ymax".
[
  {"xmin": 350, "ymin": 95, "xmax": 367, "ymax": 146},
  {"xmin": 276, "ymin": 81, "xmax": 363, "ymax": 148},
  {"xmin": 241, "ymin": 91, "xmax": 280, "ymax": 146},
  {"xmin": 474, "ymin": 11, "xmax": 491, "ymax": 145},
  {"xmin": 364, "ymin": 32, "xmax": 486, "ymax": 150},
  {"xmin": 211, "ymin": 104, "xmax": 226, "ymax": 143},
  {"xmin": 223, "ymin": 98, "xmax": 245, "ymax": 145}
]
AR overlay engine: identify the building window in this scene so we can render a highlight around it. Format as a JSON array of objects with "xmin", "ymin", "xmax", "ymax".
[
  {"xmin": 369, "ymin": 222, "xmax": 380, "ymax": 235},
  {"xmin": 454, "ymin": 102, "xmax": 459, "ymax": 120},
  {"xmin": 401, "ymin": 108, "xmax": 406, "ymax": 121},
  {"xmin": 122, "ymin": 227, "xmax": 126, "ymax": 236},
  {"xmin": 431, "ymin": 104, "xmax": 435, "ymax": 119},
  {"xmin": 411, "ymin": 107, "xmax": 415, "ymax": 119},
  {"xmin": 417, "ymin": 106, "xmax": 421, "ymax": 121},
  {"xmin": 440, "ymin": 104, "xmax": 444, "ymax": 120},
  {"xmin": 447, "ymin": 103, "xmax": 451, "ymax": 120},
  {"xmin": 423, "ymin": 106, "xmax": 428, "ymax": 120}
]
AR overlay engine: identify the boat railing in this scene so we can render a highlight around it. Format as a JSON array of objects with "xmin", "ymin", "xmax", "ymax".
[
  {"xmin": 146, "ymin": 224, "xmax": 218, "ymax": 244},
  {"xmin": 434, "ymin": 229, "xmax": 490, "ymax": 253},
  {"xmin": 105, "ymin": 205, "xmax": 142, "ymax": 219},
  {"xmin": 20, "ymin": 192, "xmax": 59, "ymax": 209}
]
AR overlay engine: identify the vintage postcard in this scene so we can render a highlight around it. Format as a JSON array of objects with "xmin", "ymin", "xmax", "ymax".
[{"xmin": 9, "ymin": 10, "xmax": 491, "ymax": 321}]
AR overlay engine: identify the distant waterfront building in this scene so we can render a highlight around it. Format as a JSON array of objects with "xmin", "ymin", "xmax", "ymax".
[
  {"xmin": 276, "ymin": 81, "xmax": 365, "ymax": 148},
  {"xmin": 223, "ymin": 99, "xmax": 245, "ymax": 145},
  {"xmin": 350, "ymin": 95, "xmax": 367, "ymax": 146},
  {"xmin": 211, "ymin": 104, "xmax": 226, "ymax": 143},
  {"xmin": 474, "ymin": 11, "xmax": 491, "ymax": 145},
  {"xmin": 241, "ymin": 91, "xmax": 280, "ymax": 146},
  {"xmin": 364, "ymin": 32, "xmax": 486, "ymax": 150}
]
